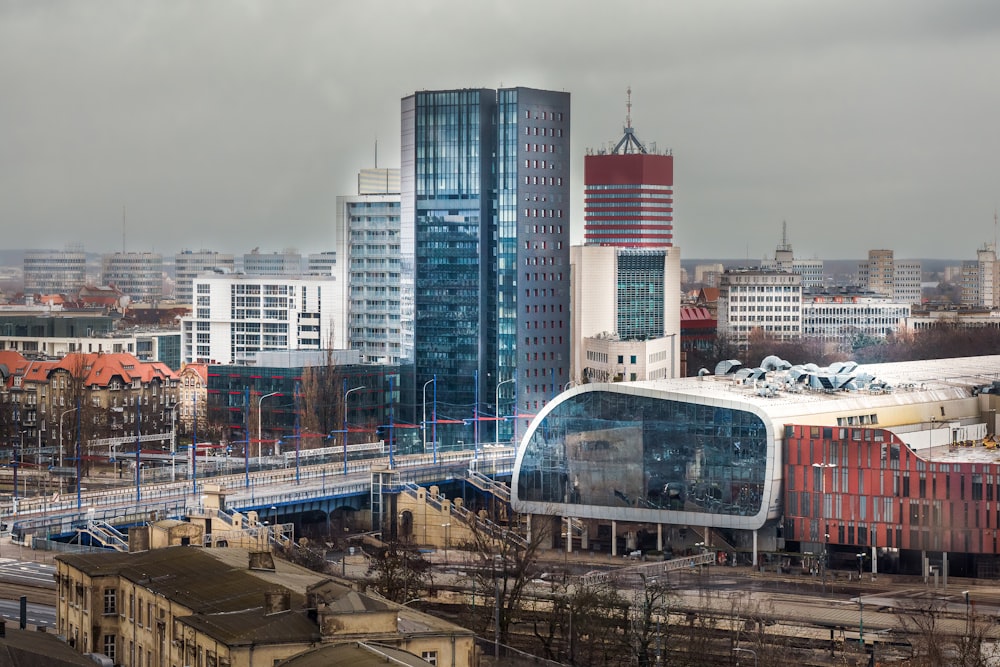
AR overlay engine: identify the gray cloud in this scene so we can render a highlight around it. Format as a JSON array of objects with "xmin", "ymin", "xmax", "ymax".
[{"xmin": 1, "ymin": 0, "xmax": 998, "ymax": 260}]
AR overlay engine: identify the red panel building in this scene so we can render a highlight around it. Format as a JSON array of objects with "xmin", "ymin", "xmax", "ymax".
[
  {"xmin": 784, "ymin": 424, "xmax": 1000, "ymax": 577},
  {"xmin": 583, "ymin": 96, "xmax": 674, "ymax": 248}
]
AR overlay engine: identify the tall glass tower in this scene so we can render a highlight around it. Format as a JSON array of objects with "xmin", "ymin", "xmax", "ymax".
[{"xmin": 402, "ymin": 87, "xmax": 570, "ymax": 447}]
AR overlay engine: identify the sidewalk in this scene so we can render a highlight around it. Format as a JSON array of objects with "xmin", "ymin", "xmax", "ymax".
[{"xmin": 0, "ymin": 535, "xmax": 57, "ymax": 564}]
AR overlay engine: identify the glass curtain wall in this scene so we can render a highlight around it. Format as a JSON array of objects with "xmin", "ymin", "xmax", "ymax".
[{"xmin": 517, "ymin": 391, "xmax": 767, "ymax": 517}]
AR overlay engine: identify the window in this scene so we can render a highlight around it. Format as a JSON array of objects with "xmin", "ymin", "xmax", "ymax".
[
  {"xmin": 103, "ymin": 635, "xmax": 116, "ymax": 663},
  {"xmin": 103, "ymin": 588, "xmax": 117, "ymax": 615},
  {"xmin": 421, "ymin": 651, "xmax": 438, "ymax": 665}
]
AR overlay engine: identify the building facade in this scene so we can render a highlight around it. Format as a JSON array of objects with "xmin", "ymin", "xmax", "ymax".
[
  {"xmin": 335, "ymin": 168, "xmax": 404, "ymax": 364},
  {"xmin": 570, "ymin": 245, "xmax": 681, "ymax": 383},
  {"xmin": 402, "ymin": 87, "xmax": 570, "ymax": 442},
  {"xmin": 582, "ymin": 121, "xmax": 673, "ymax": 247},
  {"xmin": 960, "ymin": 243, "xmax": 999, "ymax": 309},
  {"xmin": 23, "ymin": 246, "xmax": 87, "ymax": 295},
  {"xmin": 55, "ymin": 546, "xmax": 476, "ymax": 667},
  {"xmin": 857, "ymin": 249, "xmax": 922, "ymax": 305},
  {"xmin": 800, "ymin": 289, "xmax": 910, "ymax": 345},
  {"xmin": 241, "ymin": 249, "xmax": 303, "ymax": 276},
  {"xmin": 716, "ymin": 269, "xmax": 803, "ymax": 345},
  {"xmin": 181, "ymin": 274, "xmax": 342, "ymax": 365},
  {"xmin": 174, "ymin": 250, "xmax": 236, "ymax": 305},
  {"xmin": 101, "ymin": 252, "xmax": 164, "ymax": 304},
  {"xmin": 511, "ymin": 355, "xmax": 1000, "ymax": 575}
]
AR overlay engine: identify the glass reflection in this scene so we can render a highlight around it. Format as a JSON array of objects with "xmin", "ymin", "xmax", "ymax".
[{"xmin": 517, "ymin": 391, "xmax": 767, "ymax": 516}]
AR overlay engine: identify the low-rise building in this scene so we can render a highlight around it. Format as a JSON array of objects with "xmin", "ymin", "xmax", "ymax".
[{"xmin": 55, "ymin": 544, "xmax": 476, "ymax": 667}]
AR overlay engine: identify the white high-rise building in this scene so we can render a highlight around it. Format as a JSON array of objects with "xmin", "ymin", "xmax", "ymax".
[
  {"xmin": 857, "ymin": 249, "xmax": 922, "ymax": 305},
  {"xmin": 336, "ymin": 168, "xmax": 404, "ymax": 364},
  {"xmin": 717, "ymin": 269, "xmax": 803, "ymax": 345},
  {"xmin": 174, "ymin": 250, "xmax": 235, "ymax": 305},
  {"xmin": 181, "ymin": 274, "xmax": 342, "ymax": 365},
  {"xmin": 571, "ymin": 245, "xmax": 682, "ymax": 382},
  {"xmin": 24, "ymin": 246, "xmax": 87, "ymax": 295},
  {"xmin": 960, "ymin": 244, "xmax": 999, "ymax": 309},
  {"xmin": 101, "ymin": 251, "xmax": 163, "ymax": 304}
]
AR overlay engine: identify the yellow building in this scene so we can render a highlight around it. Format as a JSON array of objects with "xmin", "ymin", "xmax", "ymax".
[{"xmin": 55, "ymin": 545, "xmax": 476, "ymax": 667}]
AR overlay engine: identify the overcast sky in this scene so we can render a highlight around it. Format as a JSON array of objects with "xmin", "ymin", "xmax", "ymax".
[{"xmin": 2, "ymin": 1, "xmax": 998, "ymax": 260}]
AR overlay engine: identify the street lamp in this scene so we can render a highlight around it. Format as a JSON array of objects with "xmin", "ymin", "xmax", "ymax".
[
  {"xmin": 441, "ymin": 522, "xmax": 451, "ymax": 565},
  {"xmin": 422, "ymin": 377, "xmax": 436, "ymax": 456},
  {"xmin": 343, "ymin": 385, "xmax": 365, "ymax": 475},
  {"xmin": 58, "ymin": 406, "xmax": 80, "ymax": 468},
  {"xmin": 963, "ymin": 590, "xmax": 971, "ymax": 634},
  {"xmin": 257, "ymin": 391, "xmax": 280, "ymax": 458},
  {"xmin": 495, "ymin": 377, "xmax": 515, "ymax": 445},
  {"xmin": 812, "ymin": 461, "xmax": 837, "ymax": 593},
  {"xmin": 733, "ymin": 647, "xmax": 758, "ymax": 667}
]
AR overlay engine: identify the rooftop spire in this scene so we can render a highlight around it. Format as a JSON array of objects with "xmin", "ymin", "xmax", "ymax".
[{"xmin": 613, "ymin": 86, "xmax": 647, "ymax": 155}]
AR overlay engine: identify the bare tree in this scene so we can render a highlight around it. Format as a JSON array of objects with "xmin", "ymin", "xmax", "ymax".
[
  {"xmin": 897, "ymin": 600, "xmax": 999, "ymax": 667},
  {"xmin": 621, "ymin": 574, "xmax": 675, "ymax": 667},
  {"xmin": 463, "ymin": 513, "xmax": 551, "ymax": 652},
  {"xmin": 365, "ymin": 541, "xmax": 433, "ymax": 604}
]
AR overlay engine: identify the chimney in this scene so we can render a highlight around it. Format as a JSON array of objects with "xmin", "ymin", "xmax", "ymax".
[{"xmin": 264, "ymin": 590, "xmax": 291, "ymax": 614}]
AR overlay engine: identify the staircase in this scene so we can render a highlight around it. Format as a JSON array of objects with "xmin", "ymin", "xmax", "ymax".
[
  {"xmin": 464, "ymin": 469, "xmax": 511, "ymax": 503},
  {"xmin": 78, "ymin": 520, "xmax": 129, "ymax": 552}
]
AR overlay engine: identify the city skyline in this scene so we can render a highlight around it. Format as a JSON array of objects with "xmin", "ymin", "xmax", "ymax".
[{"xmin": 2, "ymin": 1, "xmax": 999, "ymax": 259}]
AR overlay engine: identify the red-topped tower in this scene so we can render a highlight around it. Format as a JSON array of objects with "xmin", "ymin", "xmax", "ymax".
[{"xmin": 584, "ymin": 89, "xmax": 674, "ymax": 247}]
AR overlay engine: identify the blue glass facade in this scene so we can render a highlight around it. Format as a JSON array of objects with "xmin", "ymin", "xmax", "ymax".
[
  {"xmin": 403, "ymin": 88, "xmax": 571, "ymax": 447},
  {"xmin": 514, "ymin": 388, "xmax": 769, "ymax": 522},
  {"xmin": 616, "ymin": 250, "xmax": 666, "ymax": 340}
]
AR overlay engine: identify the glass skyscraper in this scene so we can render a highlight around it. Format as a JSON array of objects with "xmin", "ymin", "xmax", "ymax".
[{"xmin": 402, "ymin": 87, "xmax": 570, "ymax": 446}]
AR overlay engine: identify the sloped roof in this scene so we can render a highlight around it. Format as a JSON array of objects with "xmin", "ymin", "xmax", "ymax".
[
  {"xmin": 57, "ymin": 546, "xmax": 303, "ymax": 615},
  {"xmin": 680, "ymin": 307, "xmax": 713, "ymax": 322},
  {"xmin": 180, "ymin": 362, "xmax": 209, "ymax": 384},
  {"xmin": 49, "ymin": 352, "xmax": 177, "ymax": 387},
  {"xmin": 277, "ymin": 642, "xmax": 434, "ymax": 667}
]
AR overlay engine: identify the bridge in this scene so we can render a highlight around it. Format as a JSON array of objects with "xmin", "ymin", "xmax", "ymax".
[{"xmin": 3, "ymin": 447, "xmax": 516, "ymax": 545}]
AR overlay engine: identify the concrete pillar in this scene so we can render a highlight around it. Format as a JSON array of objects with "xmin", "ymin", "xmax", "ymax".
[
  {"xmin": 871, "ymin": 544, "xmax": 877, "ymax": 579},
  {"xmin": 657, "ymin": 524, "xmax": 663, "ymax": 552},
  {"xmin": 752, "ymin": 529, "xmax": 758, "ymax": 567},
  {"xmin": 526, "ymin": 513, "xmax": 532, "ymax": 544},
  {"xmin": 566, "ymin": 517, "xmax": 572, "ymax": 553},
  {"xmin": 943, "ymin": 552, "xmax": 949, "ymax": 592},
  {"xmin": 611, "ymin": 521, "xmax": 617, "ymax": 557},
  {"xmin": 581, "ymin": 524, "xmax": 589, "ymax": 551}
]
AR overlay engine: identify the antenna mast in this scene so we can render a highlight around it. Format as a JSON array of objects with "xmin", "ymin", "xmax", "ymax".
[{"xmin": 626, "ymin": 86, "xmax": 632, "ymax": 130}]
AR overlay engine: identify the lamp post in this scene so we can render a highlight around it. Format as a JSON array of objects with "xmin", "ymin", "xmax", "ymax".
[
  {"xmin": 441, "ymin": 522, "xmax": 451, "ymax": 565},
  {"xmin": 858, "ymin": 589, "xmax": 865, "ymax": 647},
  {"xmin": 495, "ymin": 377, "xmax": 515, "ymax": 445},
  {"xmin": 257, "ymin": 391, "xmax": 280, "ymax": 458},
  {"xmin": 813, "ymin": 461, "xmax": 837, "ymax": 593},
  {"xmin": 58, "ymin": 406, "xmax": 80, "ymax": 469},
  {"xmin": 733, "ymin": 647, "xmax": 758, "ymax": 667},
  {"xmin": 344, "ymin": 384, "xmax": 365, "ymax": 475},
  {"xmin": 963, "ymin": 590, "xmax": 970, "ymax": 634},
  {"xmin": 422, "ymin": 378, "xmax": 435, "ymax": 455}
]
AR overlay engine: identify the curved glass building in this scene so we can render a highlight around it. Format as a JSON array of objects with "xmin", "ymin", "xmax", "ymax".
[{"xmin": 512, "ymin": 383, "xmax": 779, "ymax": 531}]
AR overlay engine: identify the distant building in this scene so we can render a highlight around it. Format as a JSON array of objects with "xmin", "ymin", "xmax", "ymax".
[
  {"xmin": 305, "ymin": 251, "xmax": 337, "ymax": 276},
  {"xmin": 693, "ymin": 263, "xmax": 724, "ymax": 286},
  {"xmin": 174, "ymin": 249, "xmax": 235, "ymax": 305},
  {"xmin": 242, "ymin": 249, "xmax": 303, "ymax": 276},
  {"xmin": 759, "ymin": 223, "xmax": 825, "ymax": 288},
  {"xmin": 717, "ymin": 268, "xmax": 803, "ymax": 345},
  {"xmin": 23, "ymin": 245, "xmax": 87, "ymax": 295},
  {"xmin": 182, "ymin": 274, "xmax": 341, "ymax": 365},
  {"xmin": 801, "ymin": 288, "xmax": 910, "ymax": 344},
  {"xmin": 857, "ymin": 249, "xmax": 921, "ymax": 305},
  {"xmin": 335, "ymin": 168, "xmax": 404, "ymax": 363},
  {"xmin": 960, "ymin": 243, "xmax": 1000, "ymax": 309},
  {"xmin": 101, "ymin": 252, "xmax": 164, "ymax": 304}
]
